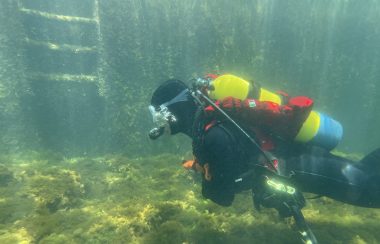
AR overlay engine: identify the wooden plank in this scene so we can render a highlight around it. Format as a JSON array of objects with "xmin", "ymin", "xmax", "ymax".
[
  {"xmin": 25, "ymin": 38, "xmax": 97, "ymax": 53},
  {"xmin": 19, "ymin": 8, "xmax": 97, "ymax": 24},
  {"xmin": 29, "ymin": 73, "xmax": 98, "ymax": 83}
]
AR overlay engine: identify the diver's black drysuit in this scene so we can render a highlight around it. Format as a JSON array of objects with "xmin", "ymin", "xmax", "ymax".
[{"xmin": 192, "ymin": 115, "xmax": 380, "ymax": 209}]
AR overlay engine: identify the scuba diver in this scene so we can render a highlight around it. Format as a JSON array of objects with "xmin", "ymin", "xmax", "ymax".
[{"xmin": 148, "ymin": 74, "xmax": 380, "ymax": 243}]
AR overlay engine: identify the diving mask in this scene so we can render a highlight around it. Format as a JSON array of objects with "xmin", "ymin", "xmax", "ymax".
[{"xmin": 148, "ymin": 104, "xmax": 177, "ymax": 139}]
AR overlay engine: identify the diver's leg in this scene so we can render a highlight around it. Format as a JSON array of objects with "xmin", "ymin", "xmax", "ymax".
[{"xmin": 284, "ymin": 147, "xmax": 380, "ymax": 208}]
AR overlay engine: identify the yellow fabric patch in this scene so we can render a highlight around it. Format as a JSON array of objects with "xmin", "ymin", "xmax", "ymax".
[
  {"xmin": 259, "ymin": 88, "xmax": 282, "ymax": 104},
  {"xmin": 295, "ymin": 111, "xmax": 320, "ymax": 142},
  {"xmin": 209, "ymin": 74, "xmax": 250, "ymax": 100}
]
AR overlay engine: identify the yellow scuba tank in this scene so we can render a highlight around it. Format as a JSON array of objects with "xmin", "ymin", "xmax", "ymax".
[
  {"xmin": 208, "ymin": 74, "xmax": 343, "ymax": 150},
  {"xmin": 209, "ymin": 74, "xmax": 283, "ymax": 104}
]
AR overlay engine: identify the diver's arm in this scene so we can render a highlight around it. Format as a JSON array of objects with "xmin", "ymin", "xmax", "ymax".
[{"xmin": 200, "ymin": 125, "xmax": 241, "ymax": 206}]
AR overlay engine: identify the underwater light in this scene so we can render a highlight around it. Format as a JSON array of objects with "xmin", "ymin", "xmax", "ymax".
[{"xmin": 266, "ymin": 178, "xmax": 296, "ymax": 195}]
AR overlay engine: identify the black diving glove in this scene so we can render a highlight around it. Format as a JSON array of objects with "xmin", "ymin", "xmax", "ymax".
[{"xmin": 253, "ymin": 176, "xmax": 305, "ymax": 218}]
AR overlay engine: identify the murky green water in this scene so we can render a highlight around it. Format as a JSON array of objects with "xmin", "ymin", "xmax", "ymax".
[{"xmin": 1, "ymin": 0, "xmax": 379, "ymax": 243}]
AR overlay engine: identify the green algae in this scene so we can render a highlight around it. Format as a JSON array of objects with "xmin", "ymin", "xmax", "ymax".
[
  {"xmin": 26, "ymin": 168, "xmax": 85, "ymax": 213},
  {"xmin": 0, "ymin": 151, "xmax": 379, "ymax": 243},
  {"xmin": 0, "ymin": 164, "xmax": 13, "ymax": 186}
]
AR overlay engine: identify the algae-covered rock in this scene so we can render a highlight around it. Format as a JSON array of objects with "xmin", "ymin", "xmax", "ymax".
[
  {"xmin": 1, "ymin": 151, "xmax": 380, "ymax": 243},
  {"xmin": 150, "ymin": 202, "xmax": 184, "ymax": 228},
  {"xmin": 0, "ymin": 227, "xmax": 33, "ymax": 244},
  {"xmin": 144, "ymin": 220, "xmax": 187, "ymax": 244},
  {"xmin": 38, "ymin": 233, "xmax": 75, "ymax": 244},
  {"xmin": 0, "ymin": 164, "xmax": 13, "ymax": 186},
  {"xmin": 26, "ymin": 168, "xmax": 85, "ymax": 212}
]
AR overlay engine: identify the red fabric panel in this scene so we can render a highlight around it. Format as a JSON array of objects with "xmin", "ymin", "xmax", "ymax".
[{"xmin": 215, "ymin": 96, "xmax": 314, "ymax": 140}]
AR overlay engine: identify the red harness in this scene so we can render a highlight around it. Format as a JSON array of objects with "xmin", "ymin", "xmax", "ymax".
[{"xmin": 204, "ymin": 120, "xmax": 275, "ymax": 151}]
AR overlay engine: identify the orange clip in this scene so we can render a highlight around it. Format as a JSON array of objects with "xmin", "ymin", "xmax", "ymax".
[
  {"xmin": 182, "ymin": 160, "xmax": 195, "ymax": 170},
  {"xmin": 182, "ymin": 159, "xmax": 212, "ymax": 181},
  {"xmin": 203, "ymin": 163, "xmax": 212, "ymax": 181}
]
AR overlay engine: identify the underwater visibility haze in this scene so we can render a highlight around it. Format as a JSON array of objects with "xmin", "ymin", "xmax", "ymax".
[{"xmin": 0, "ymin": 0, "xmax": 380, "ymax": 243}]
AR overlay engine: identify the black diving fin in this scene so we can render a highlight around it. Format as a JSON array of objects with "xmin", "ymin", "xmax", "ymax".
[{"xmin": 360, "ymin": 148, "xmax": 380, "ymax": 171}]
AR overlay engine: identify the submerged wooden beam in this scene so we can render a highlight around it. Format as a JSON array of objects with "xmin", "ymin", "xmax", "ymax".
[
  {"xmin": 29, "ymin": 73, "xmax": 98, "ymax": 83},
  {"xmin": 19, "ymin": 8, "xmax": 97, "ymax": 24},
  {"xmin": 25, "ymin": 38, "xmax": 97, "ymax": 53}
]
